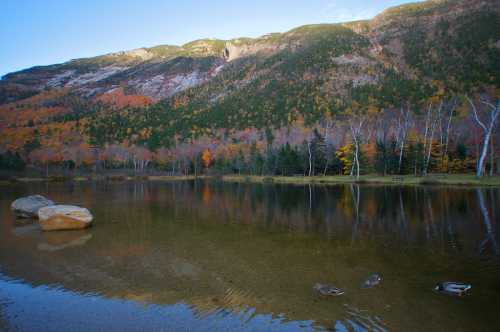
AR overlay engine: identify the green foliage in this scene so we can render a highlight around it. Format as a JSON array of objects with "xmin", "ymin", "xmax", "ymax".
[
  {"xmin": 345, "ymin": 69, "xmax": 433, "ymax": 110},
  {"xmin": 380, "ymin": 0, "xmax": 447, "ymax": 20},
  {"xmin": 402, "ymin": 11, "xmax": 500, "ymax": 91},
  {"xmin": 0, "ymin": 151, "xmax": 26, "ymax": 170},
  {"xmin": 23, "ymin": 136, "xmax": 41, "ymax": 154},
  {"xmin": 277, "ymin": 143, "xmax": 302, "ymax": 176}
]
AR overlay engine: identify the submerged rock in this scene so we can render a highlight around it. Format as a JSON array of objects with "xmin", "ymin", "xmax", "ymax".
[
  {"xmin": 435, "ymin": 282, "xmax": 471, "ymax": 296},
  {"xmin": 38, "ymin": 205, "xmax": 93, "ymax": 231},
  {"xmin": 362, "ymin": 273, "xmax": 382, "ymax": 288},
  {"xmin": 313, "ymin": 283, "xmax": 345, "ymax": 297},
  {"xmin": 11, "ymin": 195, "xmax": 54, "ymax": 218}
]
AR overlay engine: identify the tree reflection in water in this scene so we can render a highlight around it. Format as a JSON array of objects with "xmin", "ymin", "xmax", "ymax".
[{"xmin": 0, "ymin": 181, "xmax": 499, "ymax": 331}]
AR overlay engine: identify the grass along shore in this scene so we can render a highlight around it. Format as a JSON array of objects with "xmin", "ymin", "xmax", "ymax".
[
  {"xmin": 1, "ymin": 174, "xmax": 500, "ymax": 187},
  {"xmin": 220, "ymin": 174, "xmax": 500, "ymax": 186}
]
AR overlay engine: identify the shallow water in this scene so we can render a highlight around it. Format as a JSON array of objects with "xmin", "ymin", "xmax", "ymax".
[{"xmin": 0, "ymin": 181, "xmax": 499, "ymax": 331}]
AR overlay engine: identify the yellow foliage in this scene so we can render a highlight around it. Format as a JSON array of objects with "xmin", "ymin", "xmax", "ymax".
[{"xmin": 336, "ymin": 144, "xmax": 353, "ymax": 175}]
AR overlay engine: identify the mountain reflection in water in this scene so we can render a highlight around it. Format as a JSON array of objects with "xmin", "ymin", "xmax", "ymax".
[{"xmin": 0, "ymin": 181, "xmax": 499, "ymax": 331}]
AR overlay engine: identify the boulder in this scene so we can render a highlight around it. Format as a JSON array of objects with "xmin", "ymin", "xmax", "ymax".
[
  {"xmin": 38, "ymin": 205, "xmax": 93, "ymax": 231},
  {"xmin": 11, "ymin": 195, "xmax": 54, "ymax": 218}
]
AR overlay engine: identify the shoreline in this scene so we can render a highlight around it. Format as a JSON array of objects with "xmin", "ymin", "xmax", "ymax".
[{"xmin": 1, "ymin": 174, "xmax": 500, "ymax": 187}]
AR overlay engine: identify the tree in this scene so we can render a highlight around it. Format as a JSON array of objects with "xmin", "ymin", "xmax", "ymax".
[
  {"xmin": 277, "ymin": 143, "xmax": 301, "ymax": 176},
  {"xmin": 336, "ymin": 144, "xmax": 353, "ymax": 176},
  {"xmin": 130, "ymin": 146, "xmax": 152, "ymax": 173},
  {"xmin": 422, "ymin": 101, "xmax": 441, "ymax": 175},
  {"xmin": 466, "ymin": 95, "xmax": 500, "ymax": 178},
  {"xmin": 310, "ymin": 128, "xmax": 327, "ymax": 176},
  {"xmin": 375, "ymin": 140, "xmax": 389, "ymax": 175},
  {"xmin": 0, "ymin": 151, "xmax": 25, "ymax": 170},
  {"xmin": 202, "ymin": 149, "xmax": 212, "ymax": 169},
  {"xmin": 349, "ymin": 118, "xmax": 364, "ymax": 179},
  {"xmin": 249, "ymin": 142, "xmax": 264, "ymax": 175},
  {"xmin": 23, "ymin": 136, "xmax": 41, "ymax": 154},
  {"xmin": 396, "ymin": 106, "xmax": 412, "ymax": 174}
]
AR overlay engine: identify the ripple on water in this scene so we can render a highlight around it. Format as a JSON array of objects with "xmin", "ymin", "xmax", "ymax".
[
  {"xmin": 340, "ymin": 304, "xmax": 389, "ymax": 332},
  {"xmin": 0, "ymin": 275, "xmax": 327, "ymax": 331}
]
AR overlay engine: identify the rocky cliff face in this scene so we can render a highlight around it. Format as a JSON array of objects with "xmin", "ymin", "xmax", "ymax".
[{"xmin": 1, "ymin": 0, "xmax": 498, "ymax": 106}]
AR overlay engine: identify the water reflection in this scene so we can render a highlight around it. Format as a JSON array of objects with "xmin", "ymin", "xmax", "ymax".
[
  {"xmin": 477, "ymin": 189, "xmax": 498, "ymax": 255},
  {"xmin": 0, "ymin": 275, "xmax": 318, "ymax": 332},
  {"xmin": 0, "ymin": 181, "xmax": 499, "ymax": 331}
]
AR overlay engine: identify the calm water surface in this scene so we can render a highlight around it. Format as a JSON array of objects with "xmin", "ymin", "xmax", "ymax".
[{"xmin": 0, "ymin": 181, "xmax": 499, "ymax": 331}]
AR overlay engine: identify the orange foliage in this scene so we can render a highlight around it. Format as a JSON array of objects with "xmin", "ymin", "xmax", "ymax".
[
  {"xmin": 96, "ymin": 88, "xmax": 152, "ymax": 109},
  {"xmin": 202, "ymin": 149, "xmax": 212, "ymax": 168},
  {"xmin": 362, "ymin": 142, "xmax": 377, "ymax": 166},
  {"xmin": 0, "ymin": 89, "xmax": 69, "ymax": 130},
  {"xmin": 0, "ymin": 127, "xmax": 35, "ymax": 151},
  {"xmin": 0, "ymin": 106, "xmax": 66, "ymax": 127}
]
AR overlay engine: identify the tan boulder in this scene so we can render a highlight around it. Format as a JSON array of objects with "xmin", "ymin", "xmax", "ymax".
[{"xmin": 38, "ymin": 205, "xmax": 93, "ymax": 231}]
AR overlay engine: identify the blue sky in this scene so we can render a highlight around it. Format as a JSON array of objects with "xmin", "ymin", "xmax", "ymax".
[{"xmin": 0, "ymin": 0, "xmax": 420, "ymax": 77}]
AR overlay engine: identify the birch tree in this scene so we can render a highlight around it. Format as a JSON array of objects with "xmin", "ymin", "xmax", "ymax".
[
  {"xmin": 443, "ymin": 97, "xmax": 458, "ymax": 162},
  {"xmin": 396, "ymin": 106, "xmax": 412, "ymax": 174},
  {"xmin": 466, "ymin": 95, "xmax": 500, "ymax": 178},
  {"xmin": 349, "ymin": 117, "xmax": 365, "ymax": 180},
  {"xmin": 422, "ymin": 101, "xmax": 442, "ymax": 175}
]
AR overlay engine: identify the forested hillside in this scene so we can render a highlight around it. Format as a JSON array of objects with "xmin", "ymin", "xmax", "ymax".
[{"xmin": 0, "ymin": 0, "xmax": 499, "ymax": 177}]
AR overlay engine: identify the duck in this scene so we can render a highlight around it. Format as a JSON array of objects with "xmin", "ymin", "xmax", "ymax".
[
  {"xmin": 362, "ymin": 273, "xmax": 382, "ymax": 288},
  {"xmin": 434, "ymin": 282, "xmax": 471, "ymax": 296},
  {"xmin": 313, "ymin": 283, "xmax": 345, "ymax": 297}
]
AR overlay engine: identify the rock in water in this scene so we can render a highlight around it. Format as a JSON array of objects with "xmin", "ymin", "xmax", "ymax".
[
  {"xmin": 11, "ymin": 195, "xmax": 54, "ymax": 218},
  {"xmin": 38, "ymin": 205, "xmax": 93, "ymax": 231}
]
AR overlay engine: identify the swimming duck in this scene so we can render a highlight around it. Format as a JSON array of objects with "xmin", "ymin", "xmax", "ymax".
[
  {"xmin": 313, "ymin": 283, "xmax": 345, "ymax": 297},
  {"xmin": 434, "ymin": 282, "xmax": 471, "ymax": 296},
  {"xmin": 362, "ymin": 273, "xmax": 382, "ymax": 288}
]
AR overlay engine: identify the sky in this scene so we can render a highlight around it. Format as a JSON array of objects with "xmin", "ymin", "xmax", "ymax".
[{"xmin": 0, "ymin": 0, "xmax": 421, "ymax": 77}]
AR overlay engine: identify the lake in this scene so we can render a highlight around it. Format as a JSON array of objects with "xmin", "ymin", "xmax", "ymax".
[{"xmin": 0, "ymin": 181, "xmax": 499, "ymax": 331}]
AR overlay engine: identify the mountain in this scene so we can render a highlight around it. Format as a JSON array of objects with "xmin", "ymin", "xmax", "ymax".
[
  {"xmin": 0, "ymin": 0, "xmax": 499, "ymax": 175},
  {"xmin": 2, "ymin": 0, "xmax": 498, "ymax": 102}
]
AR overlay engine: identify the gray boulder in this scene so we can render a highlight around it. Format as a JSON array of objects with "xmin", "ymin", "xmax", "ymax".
[{"xmin": 11, "ymin": 195, "xmax": 54, "ymax": 218}]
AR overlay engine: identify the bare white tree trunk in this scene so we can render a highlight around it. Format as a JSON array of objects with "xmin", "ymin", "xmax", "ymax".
[
  {"xmin": 425, "ymin": 119, "xmax": 437, "ymax": 175},
  {"xmin": 397, "ymin": 107, "xmax": 412, "ymax": 174},
  {"xmin": 443, "ymin": 98, "xmax": 457, "ymax": 162},
  {"xmin": 466, "ymin": 96, "xmax": 500, "ymax": 178},
  {"xmin": 422, "ymin": 103, "xmax": 432, "ymax": 173},
  {"xmin": 307, "ymin": 141, "xmax": 313, "ymax": 177},
  {"xmin": 349, "ymin": 119, "xmax": 364, "ymax": 180},
  {"xmin": 322, "ymin": 120, "xmax": 332, "ymax": 176},
  {"xmin": 423, "ymin": 101, "xmax": 442, "ymax": 175},
  {"xmin": 468, "ymin": 97, "xmax": 500, "ymax": 177}
]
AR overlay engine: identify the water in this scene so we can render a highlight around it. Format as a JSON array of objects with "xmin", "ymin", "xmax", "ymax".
[{"xmin": 0, "ymin": 181, "xmax": 499, "ymax": 331}]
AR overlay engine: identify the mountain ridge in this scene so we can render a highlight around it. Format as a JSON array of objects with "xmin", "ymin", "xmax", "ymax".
[
  {"xmin": 2, "ymin": 0, "xmax": 498, "ymax": 105},
  {"xmin": 0, "ymin": 0, "xmax": 499, "ymax": 177}
]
